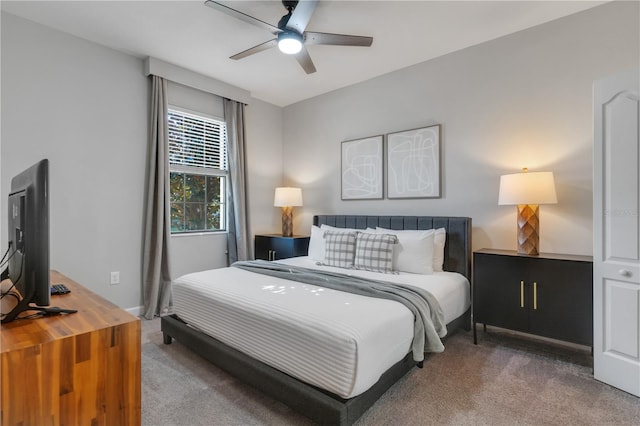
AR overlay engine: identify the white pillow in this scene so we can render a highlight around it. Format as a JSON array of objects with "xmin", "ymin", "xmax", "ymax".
[
  {"xmin": 308, "ymin": 225, "xmax": 325, "ymax": 261},
  {"xmin": 377, "ymin": 227, "xmax": 447, "ymax": 273},
  {"xmin": 375, "ymin": 227, "xmax": 435, "ymax": 274},
  {"xmin": 433, "ymin": 228, "xmax": 446, "ymax": 272}
]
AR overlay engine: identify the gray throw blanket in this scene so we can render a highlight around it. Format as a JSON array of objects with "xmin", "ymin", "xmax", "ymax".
[{"xmin": 232, "ymin": 260, "xmax": 447, "ymax": 362}]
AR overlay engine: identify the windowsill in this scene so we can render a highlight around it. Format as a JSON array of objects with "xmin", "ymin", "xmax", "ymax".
[{"xmin": 171, "ymin": 231, "xmax": 228, "ymax": 238}]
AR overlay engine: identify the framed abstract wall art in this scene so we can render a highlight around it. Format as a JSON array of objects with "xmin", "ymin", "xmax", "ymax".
[
  {"xmin": 341, "ymin": 135, "xmax": 384, "ymax": 200},
  {"xmin": 386, "ymin": 125, "xmax": 441, "ymax": 199}
]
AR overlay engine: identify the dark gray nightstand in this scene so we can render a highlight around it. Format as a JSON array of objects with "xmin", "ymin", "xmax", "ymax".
[
  {"xmin": 254, "ymin": 234, "xmax": 310, "ymax": 261},
  {"xmin": 473, "ymin": 248, "xmax": 593, "ymax": 347}
]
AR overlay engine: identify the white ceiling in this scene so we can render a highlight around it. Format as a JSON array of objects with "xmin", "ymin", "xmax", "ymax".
[{"xmin": 1, "ymin": 0, "xmax": 607, "ymax": 107}]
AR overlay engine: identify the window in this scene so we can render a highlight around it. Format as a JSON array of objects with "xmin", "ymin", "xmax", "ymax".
[{"xmin": 168, "ymin": 107, "xmax": 227, "ymax": 234}]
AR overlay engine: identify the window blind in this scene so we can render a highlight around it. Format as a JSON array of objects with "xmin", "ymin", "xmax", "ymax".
[{"xmin": 168, "ymin": 109, "xmax": 227, "ymax": 170}]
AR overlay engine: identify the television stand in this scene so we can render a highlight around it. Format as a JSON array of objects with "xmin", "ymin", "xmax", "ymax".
[{"xmin": 0, "ymin": 270, "xmax": 141, "ymax": 424}]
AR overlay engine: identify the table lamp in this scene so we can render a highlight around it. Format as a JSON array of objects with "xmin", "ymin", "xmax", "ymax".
[
  {"xmin": 274, "ymin": 187, "xmax": 303, "ymax": 237},
  {"xmin": 498, "ymin": 168, "xmax": 557, "ymax": 255}
]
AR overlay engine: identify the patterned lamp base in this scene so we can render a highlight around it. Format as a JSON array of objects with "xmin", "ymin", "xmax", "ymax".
[
  {"xmin": 517, "ymin": 204, "xmax": 540, "ymax": 255},
  {"xmin": 281, "ymin": 206, "xmax": 293, "ymax": 237}
]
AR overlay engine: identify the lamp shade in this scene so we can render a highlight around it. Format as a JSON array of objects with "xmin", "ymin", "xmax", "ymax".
[
  {"xmin": 498, "ymin": 171, "xmax": 557, "ymax": 205},
  {"xmin": 274, "ymin": 187, "xmax": 303, "ymax": 207}
]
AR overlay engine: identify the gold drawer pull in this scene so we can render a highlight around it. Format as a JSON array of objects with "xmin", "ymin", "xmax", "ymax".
[
  {"xmin": 533, "ymin": 282, "xmax": 537, "ymax": 310},
  {"xmin": 520, "ymin": 281, "xmax": 524, "ymax": 308}
]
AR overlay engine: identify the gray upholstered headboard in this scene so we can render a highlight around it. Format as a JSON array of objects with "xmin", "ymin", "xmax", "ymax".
[{"xmin": 313, "ymin": 215, "xmax": 472, "ymax": 280}]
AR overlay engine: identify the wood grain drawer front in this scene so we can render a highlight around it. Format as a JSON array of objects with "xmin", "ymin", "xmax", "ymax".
[
  {"xmin": 1, "ymin": 321, "xmax": 141, "ymax": 425},
  {"xmin": 0, "ymin": 271, "xmax": 141, "ymax": 426}
]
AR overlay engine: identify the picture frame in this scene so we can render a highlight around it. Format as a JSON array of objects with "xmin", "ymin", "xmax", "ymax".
[
  {"xmin": 386, "ymin": 124, "xmax": 441, "ymax": 199},
  {"xmin": 341, "ymin": 135, "xmax": 384, "ymax": 200}
]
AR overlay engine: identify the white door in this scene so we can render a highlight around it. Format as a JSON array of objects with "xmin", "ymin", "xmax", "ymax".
[{"xmin": 593, "ymin": 68, "xmax": 640, "ymax": 397}]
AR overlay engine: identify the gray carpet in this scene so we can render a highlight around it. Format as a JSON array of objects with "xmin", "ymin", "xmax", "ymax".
[{"xmin": 141, "ymin": 318, "xmax": 639, "ymax": 425}]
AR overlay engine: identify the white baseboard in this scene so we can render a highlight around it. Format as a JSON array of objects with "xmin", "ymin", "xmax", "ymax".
[{"xmin": 126, "ymin": 305, "xmax": 143, "ymax": 317}]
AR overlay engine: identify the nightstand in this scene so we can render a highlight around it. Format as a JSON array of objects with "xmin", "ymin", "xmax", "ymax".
[
  {"xmin": 473, "ymin": 248, "xmax": 593, "ymax": 347},
  {"xmin": 254, "ymin": 234, "xmax": 310, "ymax": 261}
]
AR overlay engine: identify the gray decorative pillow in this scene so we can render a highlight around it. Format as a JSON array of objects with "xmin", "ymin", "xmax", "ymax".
[
  {"xmin": 354, "ymin": 232, "xmax": 398, "ymax": 273},
  {"xmin": 323, "ymin": 230, "xmax": 357, "ymax": 268}
]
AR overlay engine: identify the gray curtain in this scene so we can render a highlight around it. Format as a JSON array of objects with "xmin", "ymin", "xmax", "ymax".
[
  {"xmin": 142, "ymin": 75, "xmax": 172, "ymax": 319},
  {"xmin": 224, "ymin": 98, "xmax": 251, "ymax": 264}
]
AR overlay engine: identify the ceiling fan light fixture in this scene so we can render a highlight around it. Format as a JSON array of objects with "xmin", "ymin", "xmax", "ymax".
[{"xmin": 278, "ymin": 31, "xmax": 303, "ymax": 54}]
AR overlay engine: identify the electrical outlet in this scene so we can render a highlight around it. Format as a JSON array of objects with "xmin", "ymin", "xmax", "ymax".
[{"xmin": 110, "ymin": 271, "xmax": 120, "ymax": 285}]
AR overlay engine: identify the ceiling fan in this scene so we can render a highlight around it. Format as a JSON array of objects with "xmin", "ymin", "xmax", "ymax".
[{"xmin": 204, "ymin": 0, "xmax": 373, "ymax": 74}]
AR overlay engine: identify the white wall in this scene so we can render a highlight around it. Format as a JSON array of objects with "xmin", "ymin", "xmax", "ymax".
[
  {"xmin": 1, "ymin": 13, "xmax": 148, "ymax": 309},
  {"xmin": 282, "ymin": 1, "xmax": 639, "ymax": 256},
  {"xmin": 245, "ymin": 98, "xmax": 286, "ymax": 237},
  {"xmin": 1, "ymin": 12, "xmax": 283, "ymax": 310}
]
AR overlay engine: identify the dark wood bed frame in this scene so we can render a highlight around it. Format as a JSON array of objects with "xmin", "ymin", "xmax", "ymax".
[{"xmin": 161, "ymin": 215, "xmax": 472, "ymax": 425}]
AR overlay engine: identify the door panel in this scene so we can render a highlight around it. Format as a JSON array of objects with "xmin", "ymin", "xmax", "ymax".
[
  {"xmin": 474, "ymin": 254, "xmax": 529, "ymax": 332},
  {"xmin": 604, "ymin": 92, "xmax": 639, "ymax": 261},
  {"xmin": 594, "ymin": 67, "xmax": 640, "ymax": 397},
  {"xmin": 530, "ymin": 259, "xmax": 593, "ymax": 346},
  {"xmin": 254, "ymin": 236, "xmax": 271, "ymax": 260},
  {"xmin": 604, "ymin": 279, "xmax": 639, "ymax": 358},
  {"xmin": 270, "ymin": 237, "xmax": 293, "ymax": 260}
]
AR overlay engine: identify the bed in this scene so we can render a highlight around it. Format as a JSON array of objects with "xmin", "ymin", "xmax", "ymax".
[{"xmin": 161, "ymin": 215, "xmax": 472, "ymax": 425}]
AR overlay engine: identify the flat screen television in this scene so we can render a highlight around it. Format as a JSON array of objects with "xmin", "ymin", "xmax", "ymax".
[{"xmin": 1, "ymin": 159, "xmax": 75, "ymax": 323}]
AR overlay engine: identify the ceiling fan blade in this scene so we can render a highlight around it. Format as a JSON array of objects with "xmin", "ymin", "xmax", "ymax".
[
  {"xmin": 304, "ymin": 31, "xmax": 373, "ymax": 47},
  {"xmin": 285, "ymin": 0, "xmax": 318, "ymax": 34},
  {"xmin": 205, "ymin": 1, "xmax": 281, "ymax": 35},
  {"xmin": 294, "ymin": 46, "xmax": 317, "ymax": 74},
  {"xmin": 230, "ymin": 39, "xmax": 278, "ymax": 60}
]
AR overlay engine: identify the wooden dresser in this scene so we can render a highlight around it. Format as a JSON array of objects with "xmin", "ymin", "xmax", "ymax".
[{"xmin": 1, "ymin": 270, "xmax": 141, "ymax": 425}]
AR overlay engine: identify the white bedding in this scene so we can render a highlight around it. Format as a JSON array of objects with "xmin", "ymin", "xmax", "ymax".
[{"xmin": 172, "ymin": 256, "xmax": 470, "ymax": 399}]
